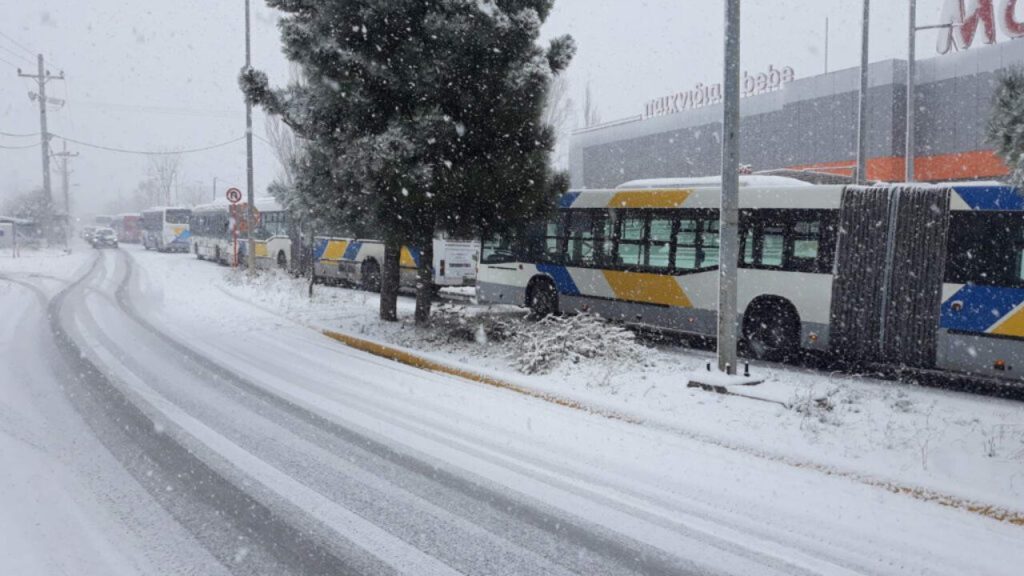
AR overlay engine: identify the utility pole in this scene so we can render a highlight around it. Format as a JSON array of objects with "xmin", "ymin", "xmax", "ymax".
[
  {"xmin": 213, "ymin": 176, "xmax": 218, "ymax": 202},
  {"xmin": 906, "ymin": 0, "xmax": 916, "ymax": 182},
  {"xmin": 53, "ymin": 140, "xmax": 79, "ymax": 249},
  {"xmin": 856, "ymin": 0, "xmax": 871, "ymax": 184},
  {"xmin": 825, "ymin": 17, "xmax": 830, "ymax": 75},
  {"xmin": 718, "ymin": 0, "xmax": 741, "ymax": 376},
  {"xmin": 244, "ymin": 0, "xmax": 257, "ymax": 271},
  {"xmin": 18, "ymin": 55, "xmax": 64, "ymax": 214},
  {"xmin": 906, "ymin": 3, "xmax": 956, "ymax": 184}
]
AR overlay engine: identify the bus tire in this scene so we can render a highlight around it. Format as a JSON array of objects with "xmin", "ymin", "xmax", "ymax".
[
  {"xmin": 214, "ymin": 246, "xmax": 222, "ymax": 265},
  {"xmin": 277, "ymin": 251, "xmax": 288, "ymax": 270},
  {"xmin": 742, "ymin": 297, "xmax": 800, "ymax": 362},
  {"xmin": 360, "ymin": 260, "xmax": 382, "ymax": 293},
  {"xmin": 528, "ymin": 277, "xmax": 559, "ymax": 318},
  {"xmin": 195, "ymin": 245, "xmax": 204, "ymax": 260}
]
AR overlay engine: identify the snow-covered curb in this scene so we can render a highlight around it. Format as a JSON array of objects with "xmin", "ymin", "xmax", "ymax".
[{"xmin": 129, "ymin": 248, "xmax": 1024, "ymax": 519}]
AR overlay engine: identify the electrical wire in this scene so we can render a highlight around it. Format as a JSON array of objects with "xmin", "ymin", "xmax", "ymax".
[
  {"xmin": 70, "ymin": 99, "xmax": 241, "ymax": 120},
  {"xmin": 0, "ymin": 44, "xmax": 32, "ymax": 66},
  {"xmin": 51, "ymin": 133, "xmax": 246, "ymax": 156},
  {"xmin": 0, "ymin": 54, "xmax": 20, "ymax": 70},
  {"xmin": 0, "ymin": 30, "xmax": 36, "ymax": 59},
  {"xmin": 0, "ymin": 142, "xmax": 40, "ymax": 150},
  {"xmin": 0, "ymin": 130, "xmax": 40, "ymax": 138}
]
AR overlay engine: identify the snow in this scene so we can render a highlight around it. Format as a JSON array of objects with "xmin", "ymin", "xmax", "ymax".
[
  {"xmin": 0, "ymin": 247, "xmax": 231, "ymax": 576},
  {"xmin": 121, "ymin": 245, "xmax": 1024, "ymax": 573},
  {"xmin": 617, "ymin": 175, "xmax": 814, "ymax": 189},
  {"xmin": 151, "ymin": 252, "xmax": 1024, "ymax": 514},
  {"xmin": 5, "ymin": 244, "xmax": 1024, "ymax": 574}
]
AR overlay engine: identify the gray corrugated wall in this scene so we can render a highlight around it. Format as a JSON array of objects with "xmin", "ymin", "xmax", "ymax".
[{"xmin": 571, "ymin": 39, "xmax": 1024, "ymax": 188}]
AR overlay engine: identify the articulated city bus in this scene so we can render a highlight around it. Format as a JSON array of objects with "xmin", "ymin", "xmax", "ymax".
[
  {"xmin": 314, "ymin": 236, "xmax": 480, "ymax": 291},
  {"xmin": 191, "ymin": 198, "xmax": 291, "ymax": 268},
  {"xmin": 141, "ymin": 207, "xmax": 192, "ymax": 252},
  {"xmin": 477, "ymin": 177, "xmax": 1024, "ymax": 383}
]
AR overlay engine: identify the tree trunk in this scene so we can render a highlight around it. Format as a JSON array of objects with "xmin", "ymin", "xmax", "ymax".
[
  {"xmin": 414, "ymin": 241, "xmax": 434, "ymax": 326},
  {"xmin": 379, "ymin": 239, "xmax": 401, "ymax": 322}
]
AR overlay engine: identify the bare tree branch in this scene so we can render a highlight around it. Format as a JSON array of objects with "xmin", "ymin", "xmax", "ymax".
[{"xmin": 147, "ymin": 152, "xmax": 182, "ymax": 205}]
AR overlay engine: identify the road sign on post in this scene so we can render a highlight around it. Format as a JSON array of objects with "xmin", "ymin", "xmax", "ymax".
[{"xmin": 226, "ymin": 187, "xmax": 243, "ymax": 204}]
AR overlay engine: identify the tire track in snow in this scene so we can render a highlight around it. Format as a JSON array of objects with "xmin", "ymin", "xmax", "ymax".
[{"xmin": 49, "ymin": 252, "xmax": 364, "ymax": 576}]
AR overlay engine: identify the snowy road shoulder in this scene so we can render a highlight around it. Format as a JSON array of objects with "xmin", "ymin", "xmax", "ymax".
[
  {"xmin": 118, "ymin": 245, "xmax": 1024, "ymax": 574},
  {"xmin": 126, "ymin": 246, "xmax": 1024, "ymax": 517}
]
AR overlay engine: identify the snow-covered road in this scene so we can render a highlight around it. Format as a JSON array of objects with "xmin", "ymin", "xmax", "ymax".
[{"xmin": 2, "ymin": 245, "xmax": 1022, "ymax": 575}]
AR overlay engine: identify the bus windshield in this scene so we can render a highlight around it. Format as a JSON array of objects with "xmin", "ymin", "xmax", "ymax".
[{"xmin": 166, "ymin": 210, "xmax": 191, "ymax": 224}]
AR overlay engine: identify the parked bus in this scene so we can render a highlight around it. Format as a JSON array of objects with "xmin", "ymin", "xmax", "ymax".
[
  {"xmin": 314, "ymin": 236, "xmax": 480, "ymax": 291},
  {"xmin": 141, "ymin": 207, "xmax": 192, "ymax": 252},
  {"xmin": 111, "ymin": 213, "xmax": 142, "ymax": 244},
  {"xmin": 477, "ymin": 178, "xmax": 1024, "ymax": 383},
  {"xmin": 190, "ymin": 203, "xmax": 232, "ymax": 264},
  {"xmin": 191, "ymin": 198, "xmax": 292, "ymax": 269}
]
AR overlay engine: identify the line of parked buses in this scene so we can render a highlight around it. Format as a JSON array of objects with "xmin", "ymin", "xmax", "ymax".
[{"xmin": 93, "ymin": 175, "xmax": 1024, "ymax": 389}]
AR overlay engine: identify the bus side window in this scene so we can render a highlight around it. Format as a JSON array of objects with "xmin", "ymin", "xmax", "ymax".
[
  {"xmin": 700, "ymin": 219, "xmax": 720, "ymax": 268},
  {"xmin": 946, "ymin": 212, "xmax": 1024, "ymax": 287},
  {"xmin": 481, "ymin": 236, "xmax": 516, "ymax": 264},
  {"xmin": 792, "ymin": 221, "xmax": 820, "ymax": 260},
  {"xmin": 566, "ymin": 211, "xmax": 598, "ymax": 267},
  {"xmin": 673, "ymin": 219, "xmax": 699, "ymax": 270},
  {"xmin": 616, "ymin": 213, "xmax": 645, "ymax": 268},
  {"xmin": 761, "ymin": 226, "xmax": 785, "ymax": 267},
  {"xmin": 544, "ymin": 216, "xmax": 565, "ymax": 263},
  {"xmin": 647, "ymin": 216, "xmax": 673, "ymax": 270}
]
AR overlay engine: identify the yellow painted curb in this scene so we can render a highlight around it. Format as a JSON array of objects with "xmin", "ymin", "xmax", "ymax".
[
  {"xmin": 320, "ymin": 328, "xmax": 1024, "ymax": 528},
  {"xmin": 321, "ymin": 329, "xmax": 643, "ymax": 425}
]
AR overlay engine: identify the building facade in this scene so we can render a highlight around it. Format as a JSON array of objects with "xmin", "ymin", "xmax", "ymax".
[{"xmin": 569, "ymin": 37, "xmax": 1024, "ymax": 189}]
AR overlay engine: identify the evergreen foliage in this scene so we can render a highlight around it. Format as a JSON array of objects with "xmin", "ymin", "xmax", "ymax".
[
  {"xmin": 242, "ymin": 0, "xmax": 574, "ymax": 322},
  {"xmin": 987, "ymin": 67, "xmax": 1024, "ymax": 184}
]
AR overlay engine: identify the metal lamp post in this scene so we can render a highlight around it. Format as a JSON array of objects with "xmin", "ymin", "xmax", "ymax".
[
  {"xmin": 244, "ymin": 0, "xmax": 256, "ymax": 271},
  {"xmin": 906, "ymin": 0, "xmax": 956, "ymax": 183},
  {"xmin": 718, "ymin": 0, "xmax": 741, "ymax": 375}
]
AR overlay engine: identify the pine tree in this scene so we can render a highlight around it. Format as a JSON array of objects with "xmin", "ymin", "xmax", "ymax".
[
  {"xmin": 243, "ymin": 0, "xmax": 574, "ymax": 323},
  {"xmin": 987, "ymin": 67, "xmax": 1024, "ymax": 185}
]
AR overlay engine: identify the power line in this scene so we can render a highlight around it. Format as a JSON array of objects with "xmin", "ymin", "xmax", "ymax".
[
  {"xmin": 0, "ymin": 141, "xmax": 40, "ymax": 150},
  {"xmin": 70, "ymin": 99, "xmax": 242, "ymax": 120},
  {"xmin": 0, "ymin": 30, "xmax": 36, "ymax": 59},
  {"xmin": 52, "ymin": 133, "xmax": 246, "ymax": 156},
  {"xmin": 0, "ymin": 54, "xmax": 19, "ymax": 70},
  {"xmin": 0, "ymin": 130, "xmax": 40, "ymax": 138},
  {"xmin": 0, "ymin": 44, "xmax": 32, "ymax": 66}
]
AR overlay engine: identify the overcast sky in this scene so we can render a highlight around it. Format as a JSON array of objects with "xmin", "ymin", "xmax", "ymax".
[{"xmin": 0, "ymin": 0, "xmax": 964, "ymax": 215}]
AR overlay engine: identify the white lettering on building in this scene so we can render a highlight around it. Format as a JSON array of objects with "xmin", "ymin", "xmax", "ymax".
[{"xmin": 643, "ymin": 65, "xmax": 795, "ymax": 120}]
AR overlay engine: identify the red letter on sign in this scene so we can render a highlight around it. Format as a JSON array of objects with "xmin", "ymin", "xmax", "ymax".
[
  {"xmin": 958, "ymin": 0, "xmax": 997, "ymax": 48},
  {"xmin": 1003, "ymin": 0, "xmax": 1024, "ymax": 37}
]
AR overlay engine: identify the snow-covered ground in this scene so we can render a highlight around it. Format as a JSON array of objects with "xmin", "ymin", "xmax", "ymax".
[
  {"xmin": 124, "ymin": 245, "xmax": 1024, "ymax": 573},
  {"xmin": 0, "ymin": 247, "xmax": 232, "ymax": 576},
  {"xmin": 4, "ymin": 244, "xmax": 1024, "ymax": 575},
  {"xmin": 137, "ymin": 246, "xmax": 1024, "ymax": 516}
]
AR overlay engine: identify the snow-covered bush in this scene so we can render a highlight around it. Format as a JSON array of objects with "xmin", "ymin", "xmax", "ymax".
[
  {"xmin": 428, "ymin": 305, "xmax": 517, "ymax": 344},
  {"xmin": 509, "ymin": 313, "xmax": 649, "ymax": 375},
  {"xmin": 790, "ymin": 386, "xmax": 843, "ymax": 429}
]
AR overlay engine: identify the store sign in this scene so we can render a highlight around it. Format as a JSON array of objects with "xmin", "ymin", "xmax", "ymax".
[
  {"xmin": 937, "ymin": 0, "xmax": 1024, "ymax": 54},
  {"xmin": 643, "ymin": 65, "xmax": 795, "ymax": 120}
]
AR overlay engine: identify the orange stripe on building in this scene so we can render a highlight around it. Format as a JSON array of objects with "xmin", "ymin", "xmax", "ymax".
[{"xmin": 788, "ymin": 150, "xmax": 1009, "ymax": 182}]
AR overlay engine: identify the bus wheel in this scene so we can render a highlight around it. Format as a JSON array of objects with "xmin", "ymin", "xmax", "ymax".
[
  {"xmin": 742, "ymin": 298, "xmax": 799, "ymax": 362},
  {"xmin": 277, "ymin": 251, "xmax": 288, "ymax": 270},
  {"xmin": 528, "ymin": 278, "xmax": 559, "ymax": 319},
  {"xmin": 214, "ymin": 247, "xmax": 222, "ymax": 265},
  {"xmin": 361, "ymin": 260, "xmax": 382, "ymax": 293},
  {"xmin": 195, "ymin": 245, "xmax": 204, "ymax": 260}
]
